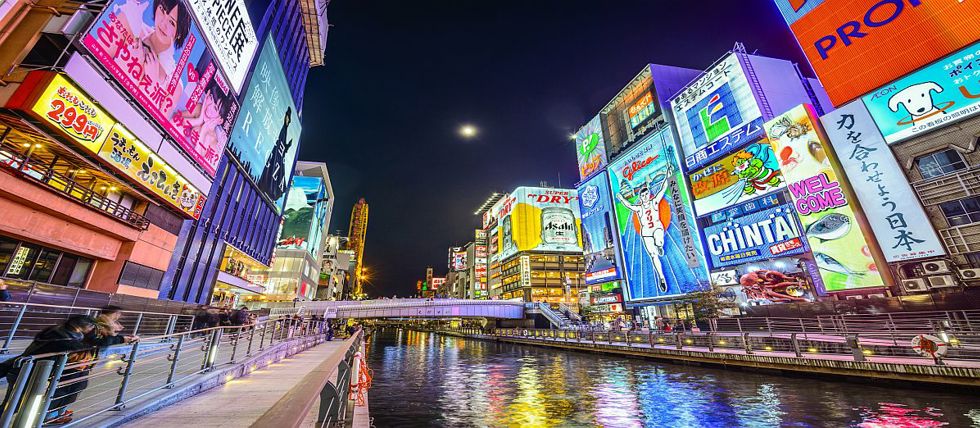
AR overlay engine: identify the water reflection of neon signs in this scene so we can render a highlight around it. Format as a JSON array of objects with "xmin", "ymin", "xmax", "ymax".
[{"xmin": 627, "ymin": 92, "xmax": 656, "ymax": 130}]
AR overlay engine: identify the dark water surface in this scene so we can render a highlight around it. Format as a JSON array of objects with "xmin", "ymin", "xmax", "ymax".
[{"xmin": 364, "ymin": 329, "xmax": 980, "ymax": 427}]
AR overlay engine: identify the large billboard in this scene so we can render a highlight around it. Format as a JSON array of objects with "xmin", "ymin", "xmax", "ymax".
[
  {"xmin": 764, "ymin": 104, "xmax": 886, "ymax": 292},
  {"xmin": 774, "ymin": 0, "xmax": 980, "ymax": 106},
  {"xmin": 185, "ymin": 0, "xmax": 257, "ymax": 93},
  {"xmin": 701, "ymin": 194, "xmax": 808, "ymax": 269},
  {"xmin": 670, "ymin": 53, "xmax": 765, "ymax": 171},
  {"xmin": 574, "ymin": 115, "xmax": 608, "ymax": 180},
  {"xmin": 689, "ymin": 140, "xmax": 786, "ymax": 216},
  {"xmin": 862, "ymin": 40, "xmax": 980, "ymax": 144},
  {"xmin": 83, "ymin": 0, "xmax": 241, "ymax": 176},
  {"xmin": 449, "ymin": 247, "xmax": 467, "ymax": 271},
  {"xmin": 822, "ymin": 101, "xmax": 946, "ymax": 262},
  {"xmin": 8, "ymin": 72, "xmax": 207, "ymax": 218},
  {"xmin": 227, "ymin": 36, "xmax": 301, "ymax": 213},
  {"xmin": 496, "ymin": 187, "xmax": 583, "ymax": 261},
  {"xmin": 577, "ymin": 173, "xmax": 623, "ymax": 285},
  {"xmin": 278, "ymin": 176, "xmax": 327, "ymax": 256},
  {"xmin": 607, "ymin": 129, "xmax": 709, "ymax": 301}
]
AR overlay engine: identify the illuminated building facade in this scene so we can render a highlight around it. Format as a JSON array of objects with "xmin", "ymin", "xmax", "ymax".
[{"xmin": 347, "ymin": 198, "xmax": 369, "ymax": 296}]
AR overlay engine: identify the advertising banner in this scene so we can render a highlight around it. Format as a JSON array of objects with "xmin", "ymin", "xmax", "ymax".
[
  {"xmin": 83, "ymin": 0, "xmax": 241, "ymax": 176},
  {"xmin": 450, "ymin": 248, "xmax": 467, "ymax": 271},
  {"xmin": 670, "ymin": 53, "xmax": 764, "ymax": 171},
  {"xmin": 862, "ymin": 41, "xmax": 980, "ymax": 144},
  {"xmin": 574, "ymin": 115, "xmax": 608, "ymax": 180},
  {"xmin": 701, "ymin": 197, "xmax": 808, "ymax": 269},
  {"xmin": 227, "ymin": 36, "xmax": 301, "ymax": 213},
  {"xmin": 774, "ymin": 0, "xmax": 980, "ymax": 106},
  {"xmin": 577, "ymin": 173, "xmax": 623, "ymax": 285},
  {"xmin": 278, "ymin": 176, "xmax": 327, "ymax": 256},
  {"xmin": 10, "ymin": 72, "xmax": 206, "ymax": 218},
  {"xmin": 765, "ymin": 104, "xmax": 885, "ymax": 292},
  {"xmin": 186, "ymin": 0, "xmax": 257, "ymax": 92},
  {"xmin": 822, "ymin": 101, "xmax": 946, "ymax": 262},
  {"xmin": 607, "ymin": 129, "xmax": 709, "ymax": 301},
  {"xmin": 496, "ymin": 187, "xmax": 583, "ymax": 261},
  {"xmin": 689, "ymin": 140, "xmax": 786, "ymax": 216}
]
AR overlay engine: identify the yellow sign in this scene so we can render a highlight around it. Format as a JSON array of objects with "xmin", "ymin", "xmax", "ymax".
[
  {"xmin": 30, "ymin": 74, "xmax": 114, "ymax": 153},
  {"xmin": 98, "ymin": 125, "xmax": 207, "ymax": 219}
]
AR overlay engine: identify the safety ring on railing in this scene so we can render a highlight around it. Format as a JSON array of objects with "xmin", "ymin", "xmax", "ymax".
[
  {"xmin": 348, "ymin": 351, "xmax": 373, "ymax": 406},
  {"xmin": 911, "ymin": 334, "xmax": 948, "ymax": 358}
]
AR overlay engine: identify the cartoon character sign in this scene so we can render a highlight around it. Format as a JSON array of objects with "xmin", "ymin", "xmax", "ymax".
[
  {"xmin": 689, "ymin": 141, "xmax": 786, "ymax": 216},
  {"xmin": 607, "ymin": 129, "xmax": 709, "ymax": 301}
]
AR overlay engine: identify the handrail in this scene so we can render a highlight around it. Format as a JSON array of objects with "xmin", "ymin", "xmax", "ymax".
[{"xmin": 251, "ymin": 329, "xmax": 363, "ymax": 427}]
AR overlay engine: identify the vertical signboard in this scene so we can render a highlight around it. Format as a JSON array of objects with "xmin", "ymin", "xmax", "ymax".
[
  {"xmin": 577, "ymin": 172, "xmax": 623, "ymax": 285},
  {"xmin": 773, "ymin": 0, "xmax": 980, "ymax": 106},
  {"xmin": 574, "ymin": 115, "xmax": 608, "ymax": 180},
  {"xmin": 607, "ymin": 129, "xmax": 709, "ymax": 300},
  {"xmin": 185, "ymin": 0, "xmax": 258, "ymax": 92},
  {"xmin": 83, "ymin": 0, "xmax": 240, "ymax": 176},
  {"xmin": 688, "ymin": 140, "xmax": 786, "ymax": 216},
  {"xmin": 821, "ymin": 101, "xmax": 946, "ymax": 262},
  {"xmin": 765, "ymin": 104, "xmax": 886, "ymax": 292},
  {"xmin": 670, "ymin": 53, "xmax": 765, "ymax": 171},
  {"xmin": 227, "ymin": 36, "xmax": 301, "ymax": 212},
  {"xmin": 861, "ymin": 41, "xmax": 980, "ymax": 144},
  {"xmin": 474, "ymin": 229, "xmax": 488, "ymax": 293}
]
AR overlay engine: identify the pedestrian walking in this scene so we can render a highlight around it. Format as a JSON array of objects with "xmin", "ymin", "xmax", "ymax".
[{"xmin": 0, "ymin": 279, "xmax": 11, "ymax": 302}]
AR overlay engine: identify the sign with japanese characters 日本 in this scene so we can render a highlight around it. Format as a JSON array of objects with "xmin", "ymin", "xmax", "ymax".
[{"xmin": 821, "ymin": 101, "xmax": 946, "ymax": 262}]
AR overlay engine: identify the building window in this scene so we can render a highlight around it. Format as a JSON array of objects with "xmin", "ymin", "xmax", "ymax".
[
  {"xmin": 940, "ymin": 196, "xmax": 980, "ymax": 227},
  {"xmin": 915, "ymin": 149, "xmax": 967, "ymax": 180},
  {"xmin": 967, "ymin": 252, "xmax": 980, "ymax": 268},
  {"xmin": 119, "ymin": 261, "xmax": 164, "ymax": 290}
]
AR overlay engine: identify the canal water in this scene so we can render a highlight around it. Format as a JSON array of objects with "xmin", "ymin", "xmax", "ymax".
[{"xmin": 364, "ymin": 328, "xmax": 980, "ymax": 427}]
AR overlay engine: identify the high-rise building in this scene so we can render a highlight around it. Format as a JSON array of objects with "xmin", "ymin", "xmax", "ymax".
[{"xmin": 347, "ymin": 198, "xmax": 369, "ymax": 296}]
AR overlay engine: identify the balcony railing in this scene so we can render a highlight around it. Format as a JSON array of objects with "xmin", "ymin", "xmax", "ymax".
[
  {"xmin": 912, "ymin": 165, "xmax": 980, "ymax": 206},
  {"xmin": 0, "ymin": 149, "xmax": 149, "ymax": 230}
]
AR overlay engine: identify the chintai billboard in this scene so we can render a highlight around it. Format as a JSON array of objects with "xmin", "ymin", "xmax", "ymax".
[
  {"xmin": 577, "ymin": 172, "xmax": 624, "ymax": 285},
  {"xmin": 607, "ymin": 128, "xmax": 709, "ymax": 301},
  {"xmin": 700, "ymin": 194, "xmax": 808, "ymax": 269}
]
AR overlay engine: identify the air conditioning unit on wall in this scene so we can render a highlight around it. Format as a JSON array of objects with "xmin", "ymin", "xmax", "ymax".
[
  {"xmin": 927, "ymin": 275, "xmax": 957, "ymax": 289},
  {"xmin": 902, "ymin": 279, "xmax": 928, "ymax": 293},
  {"xmin": 922, "ymin": 260, "xmax": 952, "ymax": 274},
  {"xmin": 959, "ymin": 268, "xmax": 980, "ymax": 281}
]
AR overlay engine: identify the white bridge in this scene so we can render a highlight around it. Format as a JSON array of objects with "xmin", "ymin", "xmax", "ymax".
[{"xmin": 259, "ymin": 298, "xmax": 527, "ymax": 319}]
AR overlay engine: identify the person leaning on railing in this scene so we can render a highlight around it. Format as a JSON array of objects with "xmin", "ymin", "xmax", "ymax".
[
  {"xmin": 0, "ymin": 315, "xmax": 98, "ymax": 424},
  {"xmin": 86, "ymin": 306, "xmax": 139, "ymax": 353}
]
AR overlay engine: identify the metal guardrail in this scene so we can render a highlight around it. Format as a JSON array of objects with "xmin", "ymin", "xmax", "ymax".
[
  {"xmin": 0, "ymin": 302, "xmax": 195, "ymax": 355},
  {"xmin": 480, "ymin": 327, "xmax": 979, "ymax": 366},
  {"xmin": 0, "ymin": 316, "xmax": 331, "ymax": 427}
]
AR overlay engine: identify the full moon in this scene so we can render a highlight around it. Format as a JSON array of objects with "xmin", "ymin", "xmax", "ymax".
[{"xmin": 459, "ymin": 124, "xmax": 478, "ymax": 138}]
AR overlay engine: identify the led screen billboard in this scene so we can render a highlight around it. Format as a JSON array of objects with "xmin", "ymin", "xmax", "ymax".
[
  {"xmin": 577, "ymin": 173, "xmax": 623, "ymax": 285},
  {"xmin": 496, "ymin": 187, "xmax": 583, "ymax": 261},
  {"xmin": 227, "ymin": 36, "xmax": 301, "ymax": 213},
  {"xmin": 773, "ymin": 0, "xmax": 980, "ymax": 106},
  {"xmin": 83, "ymin": 0, "xmax": 240, "ymax": 176},
  {"xmin": 607, "ymin": 129, "xmax": 709, "ymax": 301},
  {"xmin": 278, "ymin": 176, "xmax": 327, "ymax": 256},
  {"xmin": 449, "ymin": 247, "xmax": 467, "ymax": 271},
  {"xmin": 765, "ymin": 104, "xmax": 885, "ymax": 292},
  {"xmin": 701, "ymin": 194, "xmax": 808, "ymax": 269},
  {"xmin": 670, "ymin": 53, "xmax": 764, "ymax": 171},
  {"xmin": 574, "ymin": 115, "xmax": 608, "ymax": 180},
  {"xmin": 862, "ymin": 40, "xmax": 980, "ymax": 144},
  {"xmin": 185, "ymin": 0, "xmax": 257, "ymax": 93},
  {"xmin": 689, "ymin": 140, "xmax": 786, "ymax": 216},
  {"xmin": 822, "ymin": 101, "xmax": 946, "ymax": 262}
]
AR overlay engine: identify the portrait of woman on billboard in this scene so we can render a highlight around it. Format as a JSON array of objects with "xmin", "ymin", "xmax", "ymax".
[{"xmin": 175, "ymin": 51, "xmax": 236, "ymax": 169}]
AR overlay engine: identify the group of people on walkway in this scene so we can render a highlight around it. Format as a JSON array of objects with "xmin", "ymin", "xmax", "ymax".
[
  {"xmin": 0, "ymin": 306, "xmax": 138, "ymax": 424},
  {"xmin": 190, "ymin": 305, "xmax": 255, "ymax": 331}
]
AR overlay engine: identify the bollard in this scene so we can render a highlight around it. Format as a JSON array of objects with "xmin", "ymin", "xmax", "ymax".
[
  {"xmin": 11, "ymin": 360, "xmax": 54, "ymax": 428},
  {"xmin": 743, "ymin": 333, "xmax": 753, "ymax": 354},
  {"xmin": 166, "ymin": 334, "xmax": 186, "ymax": 388},
  {"xmin": 847, "ymin": 334, "xmax": 865, "ymax": 362},
  {"xmin": 791, "ymin": 333, "xmax": 802, "ymax": 357}
]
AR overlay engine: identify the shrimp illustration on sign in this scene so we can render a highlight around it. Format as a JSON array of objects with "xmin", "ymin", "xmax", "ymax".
[{"xmin": 616, "ymin": 167, "xmax": 672, "ymax": 293}]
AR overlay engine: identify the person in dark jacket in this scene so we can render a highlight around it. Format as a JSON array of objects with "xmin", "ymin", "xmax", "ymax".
[
  {"xmin": 191, "ymin": 305, "xmax": 209, "ymax": 331},
  {"xmin": 1, "ymin": 315, "xmax": 97, "ymax": 424},
  {"xmin": 231, "ymin": 306, "xmax": 250, "ymax": 326}
]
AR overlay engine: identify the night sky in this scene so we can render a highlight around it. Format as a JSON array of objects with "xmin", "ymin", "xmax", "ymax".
[{"xmin": 300, "ymin": 0, "xmax": 811, "ymax": 297}]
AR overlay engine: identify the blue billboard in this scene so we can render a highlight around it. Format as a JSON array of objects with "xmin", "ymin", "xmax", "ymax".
[
  {"xmin": 607, "ymin": 129, "xmax": 709, "ymax": 301},
  {"xmin": 701, "ymin": 196, "xmax": 808, "ymax": 269},
  {"xmin": 227, "ymin": 35, "xmax": 301, "ymax": 213},
  {"xmin": 577, "ymin": 172, "xmax": 623, "ymax": 285}
]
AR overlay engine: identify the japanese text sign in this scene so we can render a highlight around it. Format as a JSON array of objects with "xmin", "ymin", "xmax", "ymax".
[
  {"xmin": 689, "ymin": 140, "xmax": 786, "ymax": 217},
  {"xmin": 186, "ymin": 0, "xmax": 257, "ymax": 93},
  {"xmin": 30, "ymin": 74, "xmax": 114, "ymax": 154}
]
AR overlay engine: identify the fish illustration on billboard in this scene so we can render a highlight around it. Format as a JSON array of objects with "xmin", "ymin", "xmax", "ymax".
[{"xmin": 805, "ymin": 213, "xmax": 850, "ymax": 242}]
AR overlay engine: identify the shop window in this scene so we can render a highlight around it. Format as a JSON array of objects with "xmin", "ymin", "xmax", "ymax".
[
  {"xmin": 940, "ymin": 196, "xmax": 980, "ymax": 227},
  {"xmin": 119, "ymin": 261, "xmax": 164, "ymax": 290},
  {"xmin": 27, "ymin": 249, "xmax": 60, "ymax": 283},
  {"xmin": 915, "ymin": 149, "xmax": 967, "ymax": 180},
  {"xmin": 0, "ymin": 238, "xmax": 17, "ymax": 274}
]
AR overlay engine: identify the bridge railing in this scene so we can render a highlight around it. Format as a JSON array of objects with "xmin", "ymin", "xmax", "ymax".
[
  {"xmin": 487, "ymin": 327, "xmax": 978, "ymax": 365},
  {"xmin": 0, "ymin": 316, "xmax": 332, "ymax": 427}
]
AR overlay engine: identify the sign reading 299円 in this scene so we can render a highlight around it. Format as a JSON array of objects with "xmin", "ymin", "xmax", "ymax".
[
  {"xmin": 83, "ymin": 0, "xmax": 241, "ymax": 176},
  {"xmin": 764, "ymin": 104, "xmax": 884, "ymax": 292}
]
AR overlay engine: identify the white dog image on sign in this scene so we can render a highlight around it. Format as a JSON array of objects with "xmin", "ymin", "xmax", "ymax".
[{"xmin": 887, "ymin": 81, "xmax": 949, "ymax": 126}]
